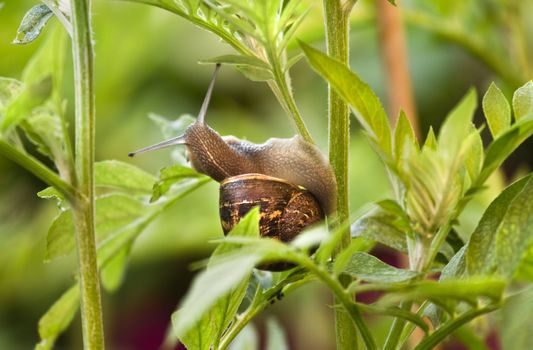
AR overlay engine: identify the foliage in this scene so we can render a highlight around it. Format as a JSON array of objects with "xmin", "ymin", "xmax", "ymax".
[{"xmin": 1, "ymin": 0, "xmax": 532, "ymax": 350}]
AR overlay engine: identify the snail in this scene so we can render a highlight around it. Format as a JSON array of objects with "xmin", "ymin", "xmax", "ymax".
[{"xmin": 129, "ymin": 64, "xmax": 337, "ymax": 247}]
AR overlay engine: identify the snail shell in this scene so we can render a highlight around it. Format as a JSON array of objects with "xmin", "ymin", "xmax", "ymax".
[
  {"xmin": 219, "ymin": 174, "xmax": 324, "ymax": 240},
  {"xmin": 219, "ymin": 174, "xmax": 324, "ymax": 270}
]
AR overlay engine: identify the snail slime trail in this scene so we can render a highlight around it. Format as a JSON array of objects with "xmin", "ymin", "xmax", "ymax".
[{"xmin": 129, "ymin": 64, "xmax": 337, "ymax": 269}]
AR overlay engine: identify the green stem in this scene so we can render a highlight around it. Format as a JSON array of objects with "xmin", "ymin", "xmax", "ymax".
[
  {"xmin": 269, "ymin": 64, "xmax": 314, "ymax": 144},
  {"xmin": 323, "ymin": 0, "xmax": 356, "ymax": 349},
  {"xmin": 70, "ymin": 0, "xmax": 105, "ymax": 349},
  {"xmin": 290, "ymin": 253, "xmax": 376, "ymax": 350},
  {"xmin": 0, "ymin": 140, "xmax": 76, "ymax": 200},
  {"xmin": 383, "ymin": 301, "xmax": 414, "ymax": 350},
  {"xmin": 414, "ymin": 305, "xmax": 498, "ymax": 350}
]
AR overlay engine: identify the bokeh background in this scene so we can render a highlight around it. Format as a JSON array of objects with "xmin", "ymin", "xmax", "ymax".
[{"xmin": 1, "ymin": 0, "xmax": 531, "ymax": 349}]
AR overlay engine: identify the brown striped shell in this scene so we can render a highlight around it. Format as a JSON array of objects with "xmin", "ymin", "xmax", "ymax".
[
  {"xmin": 219, "ymin": 174, "xmax": 324, "ymax": 241},
  {"xmin": 219, "ymin": 174, "xmax": 324, "ymax": 270}
]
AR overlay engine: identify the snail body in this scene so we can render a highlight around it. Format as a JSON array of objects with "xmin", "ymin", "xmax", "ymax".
[{"xmin": 129, "ymin": 64, "xmax": 336, "ymax": 247}]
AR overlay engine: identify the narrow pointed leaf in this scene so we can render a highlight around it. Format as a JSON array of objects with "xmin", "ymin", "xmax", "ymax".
[
  {"xmin": 438, "ymin": 88, "xmax": 477, "ymax": 159},
  {"xmin": 300, "ymin": 42, "xmax": 392, "ymax": 156}
]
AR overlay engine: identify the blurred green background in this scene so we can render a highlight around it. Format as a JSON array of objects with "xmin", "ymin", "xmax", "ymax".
[{"xmin": 0, "ymin": 0, "xmax": 531, "ymax": 349}]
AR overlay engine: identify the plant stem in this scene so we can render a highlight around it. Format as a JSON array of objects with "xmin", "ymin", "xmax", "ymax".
[
  {"xmin": 70, "ymin": 0, "xmax": 105, "ymax": 349},
  {"xmin": 0, "ymin": 140, "xmax": 76, "ymax": 200},
  {"xmin": 295, "ymin": 255, "xmax": 377, "ymax": 350},
  {"xmin": 323, "ymin": 0, "xmax": 356, "ymax": 349},
  {"xmin": 383, "ymin": 301, "xmax": 414, "ymax": 350},
  {"xmin": 413, "ymin": 305, "xmax": 498, "ymax": 350}
]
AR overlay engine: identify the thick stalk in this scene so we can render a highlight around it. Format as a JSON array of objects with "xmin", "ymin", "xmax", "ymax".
[
  {"xmin": 70, "ymin": 0, "xmax": 105, "ymax": 348},
  {"xmin": 323, "ymin": 1, "xmax": 356, "ymax": 349}
]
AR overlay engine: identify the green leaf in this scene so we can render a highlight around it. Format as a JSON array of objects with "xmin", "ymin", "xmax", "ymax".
[
  {"xmin": 422, "ymin": 126, "xmax": 437, "ymax": 151},
  {"xmin": 3, "ymin": 25, "xmax": 66, "ymax": 130},
  {"xmin": 20, "ymin": 105, "xmax": 72, "ymax": 177},
  {"xmin": 95, "ymin": 160, "xmax": 156, "ymax": 194},
  {"xmin": 45, "ymin": 209, "xmax": 74, "ymax": 261},
  {"xmin": 501, "ymin": 287, "xmax": 533, "ymax": 350},
  {"xmin": 480, "ymin": 119, "xmax": 533, "ymax": 182},
  {"xmin": 100, "ymin": 243, "xmax": 132, "ymax": 292},
  {"xmin": 483, "ymin": 82, "xmax": 511, "ymax": 137},
  {"xmin": 512, "ymin": 81, "xmax": 533, "ymax": 120},
  {"xmin": 394, "ymin": 110, "xmax": 419, "ymax": 166},
  {"xmin": 441, "ymin": 246, "xmax": 466, "ymax": 280},
  {"xmin": 13, "ymin": 4, "xmax": 53, "ymax": 45},
  {"xmin": 300, "ymin": 42, "xmax": 392, "ymax": 156},
  {"xmin": 35, "ymin": 286, "xmax": 79, "ymax": 350},
  {"xmin": 351, "ymin": 207, "xmax": 408, "ymax": 253},
  {"xmin": 151, "ymin": 164, "xmax": 205, "ymax": 201},
  {"xmin": 172, "ymin": 253, "xmax": 260, "ymax": 340},
  {"xmin": 200, "ymin": 54, "xmax": 270, "ymax": 70},
  {"xmin": 235, "ymin": 65, "xmax": 274, "ymax": 82},
  {"xmin": 494, "ymin": 176, "xmax": 533, "ymax": 279},
  {"xmin": 466, "ymin": 175, "xmax": 531, "ymax": 276},
  {"xmin": 340, "ymin": 252, "xmax": 419, "ymax": 283},
  {"xmin": 178, "ymin": 208, "xmax": 260, "ymax": 349},
  {"xmin": 46, "ymin": 194, "xmax": 146, "ymax": 261},
  {"xmin": 463, "ymin": 124, "xmax": 483, "ymax": 183},
  {"xmin": 438, "ymin": 88, "xmax": 477, "ymax": 159},
  {"xmin": 37, "ymin": 186, "xmax": 66, "ymax": 209},
  {"xmin": 266, "ymin": 318, "xmax": 288, "ymax": 350}
]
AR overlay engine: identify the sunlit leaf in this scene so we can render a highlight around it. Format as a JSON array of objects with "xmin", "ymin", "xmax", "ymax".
[
  {"xmin": 37, "ymin": 186, "xmax": 66, "ymax": 209},
  {"xmin": 20, "ymin": 105, "xmax": 72, "ymax": 177},
  {"xmin": 340, "ymin": 252, "xmax": 419, "ymax": 283},
  {"xmin": 394, "ymin": 110, "xmax": 418, "ymax": 170},
  {"xmin": 178, "ymin": 208, "xmax": 260, "ymax": 349},
  {"xmin": 300, "ymin": 42, "xmax": 392, "ymax": 156},
  {"xmin": 512, "ymin": 81, "xmax": 533, "ymax": 120},
  {"xmin": 13, "ymin": 4, "xmax": 53, "ymax": 45},
  {"xmin": 46, "ymin": 194, "xmax": 147, "ymax": 260},
  {"xmin": 35, "ymin": 286, "xmax": 79, "ymax": 350},
  {"xmin": 96, "ymin": 160, "xmax": 156, "ymax": 194},
  {"xmin": 3, "ymin": 26, "xmax": 66, "ymax": 130},
  {"xmin": 422, "ymin": 126, "xmax": 437, "ymax": 151},
  {"xmin": 480, "ymin": 119, "xmax": 533, "ymax": 182},
  {"xmin": 483, "ymin": 82, "xmax": 511, "ymax": 137},
  {"xmin": 463, "ymin": 124, "xmax": 483, "ymax": 183},
  {"xmin": 172, "ymin": 254, "xmax": 260, "ymax": 340},
  {"xmin": 151, "ymin": 164, "xmax": 206, "ymax": 201},
  {"xmin": 438, "ymin": 88, "xmax": 477, "ymax": 159}
]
